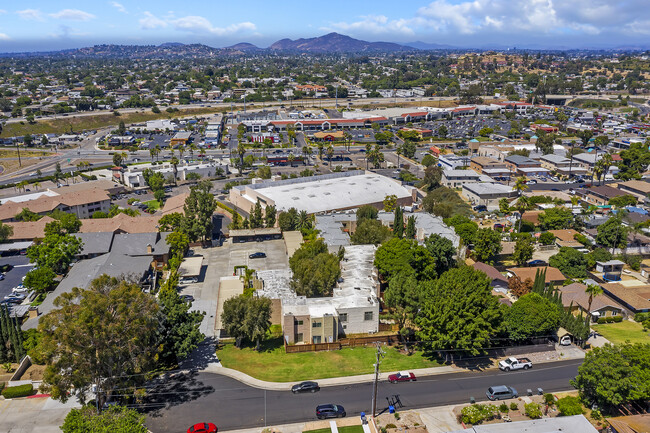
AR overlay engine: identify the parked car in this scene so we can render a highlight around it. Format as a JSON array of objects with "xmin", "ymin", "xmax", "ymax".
[
  {"xmin": 180, "ymin": 294, "xmax": 195, "ymax": 303},
  {"xmin": 0, "ymin": 274, "xmax": 4, "ymax": 281},
  {"xmin": 527, "ymin": 260, "xmax": 547, "ymax": 267},
  {"xmin": 559, "ymin": 335, "xmax": 572, "ymax": 346},
  {"xmin": 498, "ymin": 357, "xmax": 532, "ymax": 372},
  {"xmin": 187, "ymin": 422, "xmax": 217, "ymax": 433},
  {"xmin": 316, "ymin": 404, "xmax": 346, "ymax": 419},
  {"xmin": 291, "ymin": 381, "xmax": 320, "ymax": 393},
  {"xmin": 3, "ymin": 293, "xmax": 25, "ymax": 303},
  {"xmin": 486, "ymin": 385, "xmax": 518, "ymax": 401},
  {"xmin": 180, "ymin": 277, "xmax": 198, "ymax": 284},
  {"xmin": 388, "ymin": 371, "xmax": 416, "ymax": 383},
  {"xmin": 473, "ymin": 205, "xmax": 488, "ymax": 212},
  {"xmin": 12, "ymin": 285, "xmax": 28, "ymax": 294},
  {"xmin": 249, "ymin": 252, "xmax": 266, "ymax": 259},
  {"xmin": 526, "ymin": 179, "xmax": 537, "ymax": 185}
]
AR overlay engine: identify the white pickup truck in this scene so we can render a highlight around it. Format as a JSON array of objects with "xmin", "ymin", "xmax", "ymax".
[{"xmin": 498, "ymin": 357, "xmax": 532, "ymax": 371}]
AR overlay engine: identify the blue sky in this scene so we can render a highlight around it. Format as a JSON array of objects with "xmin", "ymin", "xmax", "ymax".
[{"xmin": 1, "ymin": 0, "xmax": 650, "ymax": 52}]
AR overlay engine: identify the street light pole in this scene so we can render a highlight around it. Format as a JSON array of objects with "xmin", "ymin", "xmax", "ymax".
[{"xmin": 371, "ymin": 342, "xmax": 384, "ymax": 417}]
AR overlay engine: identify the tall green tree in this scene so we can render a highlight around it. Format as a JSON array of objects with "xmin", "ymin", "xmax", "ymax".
[
  {"xmin": 393, "ymin": 206, "xmax": 404, "ymax": 238},
  {"xmin": 616, "ymin": 141, "xmax": 650, "ymax": 180},
  {"xmin": 22, "ymin": 267, "xmax": 57, "ymax": 295},
  {"xmin": 512, "ymin": 234, "xmax": 534, "ymax": 266},
  {"xmin": 350, "ymin": 219, "xmax": 392, "ymax": 245},
  {"xmin": 26, "ymin": 224, "xmax": 82, "ymax": 274},
  {"xmin": 221, "ymin": 295, "xmax": 272, "ymax": 350},
  {"xmin": 356, "ymin": 205, "xmax": 378, "ymax": 223},
  {"xmin": 405, "ymin": 216, "xmax": 416, "ymax": 239},
  {"xmin": 265, "ymin": 204, "xmax": 277, "ymax": 228},
  {"xmin": 181, "ymin": 181, "xmax": 217, "ymax": 242},
  {"xmin": 158, "ymin": 287, "xmax": 205, "ymax": 364},
  {"xmin": 571, "ymin": 343, "xmax": 650, "ymax": 408},
  {"xmin": 505, "ymin": 293, "xmax": 561, "ymax": 341},
  {"xmin": 0, "ymin": 222, "xmax": 14, "ymax": 242},
  {"xmin": 39, "ymin": 276, "xmax": 160, "ymax": 408},
  {"xmin": 472, "ymin": 228, "xmax": 502, "ymax": 262},
  {"xmin": 424, "ymin": 233, "xmax": 456, "ymax": 276},
  {"xmin": 374, "ymin": 237, "xmax": 436, "ymax": 282},
  {"xmin": 549, "ymin": 247, "xmax": 588, "ymax": 279},
  {"xmin": 596, "ymin": 216, "xmax": 629, "ymax": 251},
  {"xmin": 289, "ymin": 239, "xmax": 341, "ymax": 297},
  {"xmin": 416, "ymin": 267, "xmax": 503, "ymax": 357},
  {"xmin": 538, "ymin": 207, "xmax": 573, "ymax": 230},
  {"xmin": 383, "ymin": 272, "xmax": 419, "ymax": 332},
  {"xmin": 249, "ymin": 200, "xmax": 264, "ymax": 229}
]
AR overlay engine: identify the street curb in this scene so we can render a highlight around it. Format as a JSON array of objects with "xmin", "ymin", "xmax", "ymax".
[{"xmin": 199, "ymin": 351, "xmax": 586, "ymax": 391}]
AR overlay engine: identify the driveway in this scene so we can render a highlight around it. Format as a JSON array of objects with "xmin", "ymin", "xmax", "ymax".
[{"xmin": 0, "ymin": 396, "xmax": 81, "ymax": 433}]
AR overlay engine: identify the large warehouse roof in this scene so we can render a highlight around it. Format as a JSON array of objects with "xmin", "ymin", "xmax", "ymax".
[{"xmin": 236, "ymin": 171, "xmax": 412, "ymax": 214}]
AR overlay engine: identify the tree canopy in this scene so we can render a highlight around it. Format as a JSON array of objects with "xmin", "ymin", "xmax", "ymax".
[
  {"xmin": 416, "ymin": 266, "xmax": 503, "ymax": 357},
  {"xmin": 350, "ymin": 219, "xmax": 392, "ymax": 245},
  {"xmin": 504, "ymin": 293, "xmax": 561, "ymax": 341},
  {"xmin": 472, "ymin": 228, "xmax": 502, "ymax": 262},
  {"xmin": 181, "ymin": 181, "xmax": 217, "ymax": 242},
  {"xmin": 538, "ymin": 207, "xmax": 573, "ymax": 230},
  {"xmin": 572, "ymin": 343, "xmax": 650, "ymax": 408},
  {"xmin": 289, "ymin": 239, "xmax": 341, "ymax": 297},
  {"xmin": 549, "ymin": 247, "xmax": 587, "ymax": 279},
  {"xmin": 221, "ymin": 294, "xmax": 272, "ymax": 350},
  {"xmin": 61, "ymin": 405, "xmax": 148, "ymax": 433},
  {"xmin": 423, "ymin": 233, "xmax": 456, "ymax": 276},
  {"xmin": 374, "ymin": 237, "xmax": 436, "ymax": 282}
]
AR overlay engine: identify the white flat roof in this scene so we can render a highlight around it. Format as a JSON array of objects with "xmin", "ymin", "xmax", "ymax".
[
  {"xmin": 179, "ymin": 256, "xmax": 204, "ymax": 277},
  {"xmin": 245, "ymin": 171, "xmax": 412, "ymax": 214}
]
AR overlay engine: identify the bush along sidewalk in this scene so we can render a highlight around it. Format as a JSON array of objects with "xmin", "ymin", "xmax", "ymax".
[{"xmin": 1, "ymin": 383, "xmax": 34, "ymax": 399}]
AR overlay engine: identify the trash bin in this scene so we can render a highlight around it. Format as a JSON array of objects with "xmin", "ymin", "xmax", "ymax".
[{"xmin": 389, "ymin": 405, "xmax": 395, "ymax": 414}]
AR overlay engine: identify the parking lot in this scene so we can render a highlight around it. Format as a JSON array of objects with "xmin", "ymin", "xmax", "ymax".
[
  {"xmin": 0, "ymin": 255, "xmax": 34, "ymax": 304},
  {"xmin": 178, "ymin": 239, "xmax": 290, "ymax": 337}
]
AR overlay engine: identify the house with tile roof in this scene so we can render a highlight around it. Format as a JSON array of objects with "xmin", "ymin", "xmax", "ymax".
[{"xmin": 0, "ymin": 188, "xmax": 111, "ymax": 222}]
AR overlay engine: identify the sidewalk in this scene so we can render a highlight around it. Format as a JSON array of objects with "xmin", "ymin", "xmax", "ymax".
[{"xmin": 0, "ymin": 395, "xmax": 81, "ymax": 433}]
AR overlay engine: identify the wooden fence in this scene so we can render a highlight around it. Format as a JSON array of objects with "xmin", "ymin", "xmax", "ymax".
[{"xmin": 285, "ymin": 334, "xmax": 400, "ymax": 353}]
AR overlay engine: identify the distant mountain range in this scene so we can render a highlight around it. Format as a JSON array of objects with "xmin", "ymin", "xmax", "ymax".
[
  {"xmin": 269, "ymin": 32, "xmax": 410, "ymax": 52},
  {"xmin": 0, "ymin": 32, "xmax": 420, "ymax": 57},
  {"xmin": 1, "ymin": 32, "xmax": 643, "ymax": 57}
]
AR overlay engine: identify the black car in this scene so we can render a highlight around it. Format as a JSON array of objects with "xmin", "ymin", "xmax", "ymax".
[
  {"xmin": 291, "ymin": 381, "xmax": 320, "ymax": 394},
  {"xmin": 249, "ymin": 252, "xmax": 266, "ymax": 259},
  {"xmin": 473, "ymin": 205, "xmax": 488, "ymax": 212},
  {"xmin": 528, "ymin": 260, "xmax": 547, "ymax": 267},
  {"xmin": 180, "ymin": 294, "xmax": 195, "ymax": 303},
  {"xmin": 316, "ymin": 404, "xmax": 346, "ymax": 420}
]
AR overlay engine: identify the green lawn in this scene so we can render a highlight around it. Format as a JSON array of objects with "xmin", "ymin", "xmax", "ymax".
[
  {"xmin": 592, "ymin": 321, "xmax": 650, "ymax": 345},
  {"xmin": 217, "ymin": 339, "xmax": 442, "ymax": 382},
  {"xmin": 144, "ymin": 200, "xmax": 161, "ymax": 211}
]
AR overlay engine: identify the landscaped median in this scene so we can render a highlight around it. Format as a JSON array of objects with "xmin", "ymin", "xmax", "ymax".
[{"xmin": 217, "ymin": 338, "xmax": 442, "ymax": 382}]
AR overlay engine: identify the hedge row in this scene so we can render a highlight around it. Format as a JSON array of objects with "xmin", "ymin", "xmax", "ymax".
[
  {"xmin": 1, "ymin": 383, "xmax": 34, "ymax": 399},
  {"xmin": 597, "ymin": 316, "xmax": 623, "ymax": 324}
]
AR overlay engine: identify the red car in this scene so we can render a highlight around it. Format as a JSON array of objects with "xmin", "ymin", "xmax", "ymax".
[
  {"xmin": 388, "ymin": 371, "xmax": 416, "ymax": 383},
  {"xmin": 188, "ymin": 423, "xmax": 217, "ymax": 433}
]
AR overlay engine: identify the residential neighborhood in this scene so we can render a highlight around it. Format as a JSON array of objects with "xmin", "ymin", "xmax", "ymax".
[{"xmin": 0, "ymin": 3, "xmax": 649, "ymax": 433}]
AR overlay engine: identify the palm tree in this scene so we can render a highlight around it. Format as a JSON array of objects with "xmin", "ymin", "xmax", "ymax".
[
  {"xmin": 188, "ymin": 143, "xmax": 198, "ymax": 160},
  {"xmin": 593, "ymin": 154, "xmax": 612, "ymax": 186},
  {"xmin": 17, "ymin": 180, "xmax": 28, "ymax": 192},
  {"xmin": 33, "ymin": 181, "xmax": 40, "ymax": 191},
  {"xmin": 396, "ymin": 145, "xmax": 402, "ymax": 170},
  {"xmin": 513, "ymin": 176, "xmax": 529, "ymax": 196},
  {"xmin": 178, "ymin": 145, "xmax": 185, "ymax": 162},
  {"xmin": 365, "ymin": 143, "xmax": 372, "ymax": 170},
  {"xmin": 302, "ymin": 146, "xmax": 312, "ymax": 165},
  {"xmin": 170, "ymin": 157, "xmax": 179, "ymax": 185},
  {"xmin": 585, "ymin": 284, "xmax": 603, "ymax": 316},
  {"xmin": 287, "ymin": 153, "xmax": 295, "ymax": 167},
  {"xmin": 326, "ymin": 145, "xmax": 334, "ymax": 167},
  {"xmin": 297, "ymin": 210, "xmax": 310, "ymax": 230},
  {"xmin": 317, "ymin": 142, "xmax": 324, "ymax": 161},
  {"xmin": 343, "ymin": 132, "xmax": 352, "ymax": 151}
]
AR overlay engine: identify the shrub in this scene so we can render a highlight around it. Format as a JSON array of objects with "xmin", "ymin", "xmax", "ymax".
[
  {"xmin": 597, "ymin": 317, "xmax": 607, "ymax": 324},
  {"xmin": 539, "ymin": 231, "xmax": 556, "ymax": 245},
  {"xmin": 635, "ymin": 312, "xmax": 649, "ymax": 322},
  {"xmin": 606, "ymin": 317, "xmax": 615, "ymax": 323},
  {"xmin": 0, "ymin": 382, "xmax": 4, "ymax": 393},
  {"xmin": 613, "ymin": 315, "xmax": 623, "ymax": 322},
  {"xmin": 385, "ymin": 424, "xmax": 397, "ymax": 429},
  {"xmin": 591, "ymin": 409, "xmax": 602, "ymax": 420},
  {"xmin": 556, "ymin": 396, "xmax": 584, "ymax": 416},
  {"xmin": 525, "ymin": 403, "xmax": 543, "ymax": 419},
  {"xmin": 510, "ymin": 402, "xmax": 519, "ymax": 411},
  {"xmin": 1, "ymin": 384, "xmax": 34, "ymax": 399},
  {"xmin": 499, "ymin": 403, "xmax": 509, "ymax": 413},
  {"xmin": 461, "ymin": 404, "xmax": 496, "ymax": 425},
  {"xmin": 544, "ymin": 393, "xmax": 556, "ymax": 405},
  {"xmin": 394, "ymin": 412, "xmax": 400, "ymax": 420}
]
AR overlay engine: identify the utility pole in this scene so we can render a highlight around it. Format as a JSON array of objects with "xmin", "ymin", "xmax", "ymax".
[
  {"xmin": 335, "ymin": 84, "xmax": 338, "ymax": 109},
  {"xmin": 371, "ymin": 342, "xmax": 385, "ymax": 417},
  {"xmin": 15, "ymin": 142, "xmax": 21, "ymax": 167}
]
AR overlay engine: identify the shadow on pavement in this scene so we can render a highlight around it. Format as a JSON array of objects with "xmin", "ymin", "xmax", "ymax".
[
  {"xmin": 180, "ymin": 337, "xmax": 219, "ymax": 371},
  {"xmin": 142, "ymin": 369, "xmax": 215, "ymax": 417}
]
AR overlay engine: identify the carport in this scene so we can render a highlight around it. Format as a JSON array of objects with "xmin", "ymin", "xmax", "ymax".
[
  {"xmin": 179, "ymin": 256, "xmax": 203, "ymax": 277},
  {"xmin": 229, "ymin": 227, "xmax": 282, "ymax": 243}
]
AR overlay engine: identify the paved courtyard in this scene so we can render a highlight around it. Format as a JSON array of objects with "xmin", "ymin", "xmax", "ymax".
[
  {"xmin": 179, "ymin": 239, "xmax": 290, "ymax": 337},
  {"xmin": 0, "ymin": 396, "xmax": 80, "ymax": 433}
]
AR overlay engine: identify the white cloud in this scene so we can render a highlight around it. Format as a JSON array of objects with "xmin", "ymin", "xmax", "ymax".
[
  {"xmin": 172, "ymin": 16, "xmax": 256, "ymax": 35},
  {"xmin": 138, "ymin": 12, "xmax": 256, "ymax": 35},
  {"xmin": 326, "ymin": 15, "xmax": 416, "ymax": 36},
  {"xmin": 139, "ymin": 12, "xmax": 168, "ymax": 30},
  {"xmin": 50, "ymin": 9, "xmax": 95, "ymax": 21},
  {"xmin": 109, "ymin": 2, "xmax": 127, "ymax": 14},
  {"xmin": 0, "ymin": 10, "xmax": 7, "ymax": 15},
  {"xmin": 0, "ymin": 33, "xmax": 10, "ymax": 40},
  {"xmin": 16, "ymin": 9, "xmax": 44, "ymax": 21}
]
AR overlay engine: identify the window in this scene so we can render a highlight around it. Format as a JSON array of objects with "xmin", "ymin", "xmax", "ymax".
[
  {"xmin": 364, "ymin": 311, "xmax": 373, "ymax": 321},
  {"xmin": 611, "ymin": 311, "xmax": 618, "ymax": 316},
  {"xmin": 313, "ymin": 336, "xmax": 322, "ymax": 344},
  {"xmin": 295, "ymin": 333, "xmax": 303, "ymax": 343},
  {"xmin": 312, "ymin": 321, "xmax": 322, "ymax": 328},
  {"xmin": 339, "ymin": 313, "xmax": 348, "ymax": 323},
  {"xmin": 294, "ymin": 319, "xmax": 303, "ymax": 326}
]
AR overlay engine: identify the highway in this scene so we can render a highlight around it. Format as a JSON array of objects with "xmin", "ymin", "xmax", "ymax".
[{"xmin": 143, "ymin": 359, "xmax": 581, "ymax": 432}]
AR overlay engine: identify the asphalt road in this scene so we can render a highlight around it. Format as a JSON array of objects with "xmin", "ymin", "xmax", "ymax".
[{"xmin": 144, "ymin": 359, "xmax": 581, "ymax": 432}]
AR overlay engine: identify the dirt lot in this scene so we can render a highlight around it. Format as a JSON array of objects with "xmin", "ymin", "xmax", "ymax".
[{"xmin": 376, "ymin": 410, "xmax": 427, "ymax": 433}]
